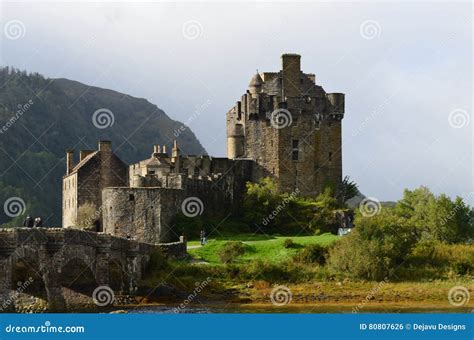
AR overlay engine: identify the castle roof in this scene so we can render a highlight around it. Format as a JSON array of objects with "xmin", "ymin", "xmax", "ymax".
[
  {"xmin": 249, "ymin": 72, "xmax": 263, "ymax": 87},
  {"xmin": 70, "ymin": 151, "xmax": 99, "ymax": 173},
  {"xmin": 142, "ymin": 156, "xmax": 170, "ymax": 168}
]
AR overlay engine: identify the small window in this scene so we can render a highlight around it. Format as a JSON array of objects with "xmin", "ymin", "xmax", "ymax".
[
  {"xmin": 148, "ymin": 170, "xmax": 155, "ymax": 175},
  {"xmin": 129, "ymin": 194, "xmax": 135, "ymax": 201},
  {"xmin": 329, "ymin": 152, "xmax": 333, "ymax": 161},
  {"xmin": 194, "ymin": 167, "xmax": 200, "ymax": 176},
  {"xmin": 292, "ymin": 139, "xmax": 299, "ymax": 161},
  {"xmin": 292, "ymin": 150, "xmax": 299, "ymax": 161}
]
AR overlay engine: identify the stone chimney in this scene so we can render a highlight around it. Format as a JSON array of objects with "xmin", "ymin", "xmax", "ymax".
[
  {"xmin": 98, "ymin": 140, "xmax": 112, "ymax": 152},
  {"xmin": 281, "ymin": 53, "xmax": 301, "ymax": 98},
  {"xmin": 66, "ymin": 150, "xmax": 74, "ymax": 175},
  {"xmin": 172, "ymin": 140, "xmax": 180, "ymax": 172}
]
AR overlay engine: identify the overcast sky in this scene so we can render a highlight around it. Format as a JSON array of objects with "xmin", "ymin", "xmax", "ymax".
[{"xmin": 1, "ymin": 1, "xmax": 472, "ymax": 204}]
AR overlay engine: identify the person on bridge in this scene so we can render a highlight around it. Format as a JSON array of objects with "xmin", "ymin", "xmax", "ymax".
[
  {"xmin": 23, "ymin": 215, "xmax": 34, "ymax": 228},
  {"xmin": 200, "ymin": 230, "xmax": 207, "ymax": 246},
  {"xmin": 33, "ymin": 217, "xmax": 43, "ymax": 228}
]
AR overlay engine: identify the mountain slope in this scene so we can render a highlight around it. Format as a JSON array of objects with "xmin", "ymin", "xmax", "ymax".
[{"xmin": 0, "ymin": 67, "xmax": 206, "ymax": 225}]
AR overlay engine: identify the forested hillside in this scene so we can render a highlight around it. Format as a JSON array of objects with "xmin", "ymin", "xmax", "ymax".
[{"xmin": 0, "ymin": 67, "xmax": 206, "ymax": 226}]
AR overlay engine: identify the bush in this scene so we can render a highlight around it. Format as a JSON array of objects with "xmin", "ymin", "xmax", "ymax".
[
  {"xmin": 327, "ymin": 209, "xmax": 418, "ymax": 280},
  {"xmin": 283, "ymin": 238, "xmax": 294, "ymax": 249},
  {"xmin": 218, "ymin": 242, "xmax": 247, "ymax": 264},
  {"xmin": 294, "ymin": 244, "xmax": 328, "ymax": 265},
  {"xmin": 144, "ymin": 249, "xmax": 169, "ymax": 275}
]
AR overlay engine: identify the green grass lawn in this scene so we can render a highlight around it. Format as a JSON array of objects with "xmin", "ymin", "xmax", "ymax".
[{"xmin": 189, "ymin": 233, "xmax": 338, "ymax": 265}]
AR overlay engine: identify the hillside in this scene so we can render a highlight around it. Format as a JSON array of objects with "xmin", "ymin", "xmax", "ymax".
[{"xmin": 0, "ymin": 67, "xmax": 206, "ymax": 225}]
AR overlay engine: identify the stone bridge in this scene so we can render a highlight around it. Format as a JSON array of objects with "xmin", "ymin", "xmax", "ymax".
[{"xmin": 0, "ymin": 228, "xmax": 186, "ymax": 311}]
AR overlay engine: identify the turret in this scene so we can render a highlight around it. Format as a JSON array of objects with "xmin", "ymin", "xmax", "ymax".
[
  {"xmin": 227, "ymin": 123, "xmax": 244, "ymax": 159},
  {"xmin": 248, "ymin": 72, "xmax": 263, "ymax": 98}
]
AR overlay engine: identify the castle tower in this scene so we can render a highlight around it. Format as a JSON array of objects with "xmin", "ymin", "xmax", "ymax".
[{"xmin": 225, "ymin": 54, "xmax": 345, "ymax": 196}]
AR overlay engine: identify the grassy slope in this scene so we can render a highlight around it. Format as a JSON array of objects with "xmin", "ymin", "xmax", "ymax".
[{"xmin": 189, "ymin": 233, "xmax": 338, "ymax": 265}]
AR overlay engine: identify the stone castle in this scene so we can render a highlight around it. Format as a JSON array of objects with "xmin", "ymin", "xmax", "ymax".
[{"xmin": 62, "ymin": 54, "xmax": 345, "ymax": 244}]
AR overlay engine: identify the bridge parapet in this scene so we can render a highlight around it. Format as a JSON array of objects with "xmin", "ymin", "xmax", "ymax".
[{"xmin": 0, "ymin": 227, "xmax": 187, "ymax": 312}]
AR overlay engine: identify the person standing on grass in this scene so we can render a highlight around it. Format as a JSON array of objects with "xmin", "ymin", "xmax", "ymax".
[{"xmin": 200, "ymin": 229, "xmax": 206, "ymax": 246}]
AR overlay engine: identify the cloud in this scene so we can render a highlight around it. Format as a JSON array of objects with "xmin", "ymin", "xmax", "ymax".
[{"xmin": 1, "ymin": 1, "xmax": 472, "ymax": 204}]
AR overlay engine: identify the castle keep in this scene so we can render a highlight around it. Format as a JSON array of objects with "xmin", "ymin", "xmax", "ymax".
[
  {"xmin": 62, "ymin": 54, "xmax": 345, "ymax": 243},
  {"xmin": 227, "ymin": 54, "xmax": 345, "ymax": 195}
]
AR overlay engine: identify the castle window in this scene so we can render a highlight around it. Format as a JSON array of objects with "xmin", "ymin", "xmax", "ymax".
[
  {"xmin": 148, "ymin": 170, "xmax": 155, "ymax": 175},
  {"xmin": 292, "ymin": 139, "xmax": 299, "ymax": 161},
  {"xmin": 329, "ymin": 152, "xmax": 333, "ymax": 161},
  {"xmin": 194, "ymin": 167, "xmax": 200, "ymax": 176},
  {"xmin": 129, "ymin": 194, "xmax": 135, "ymax": 201}
]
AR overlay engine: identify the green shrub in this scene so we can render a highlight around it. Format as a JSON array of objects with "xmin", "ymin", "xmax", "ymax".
[
  {"xmin": 294, "ymin": 244, "xmax": 328, "ymax": 265},
  {"xmin": 218, "ymin": 242, "xmax": 246, "ymax": 264},
  {"xmin": 144, "ymin": 249, "xmax": 169, "ymax": 274},
  {"xmin": 283, "ymin": 238, "xmax": 294, "ymax": 249},
  {"xmin": 327, "ymin": 209, "xmax": 418, "ymax": 280}
]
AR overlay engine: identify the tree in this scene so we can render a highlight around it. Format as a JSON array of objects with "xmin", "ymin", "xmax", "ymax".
[
  {"xmin": 327, "ymin": 208, "xmax": 418, "ymax": 280},
  {"xmin": 337, "ymin": 176, "xmax": 359, "ymax": 205},
  {"xmin": 395, "ymin": 187, "xmax": 473, "ymax": 243}
]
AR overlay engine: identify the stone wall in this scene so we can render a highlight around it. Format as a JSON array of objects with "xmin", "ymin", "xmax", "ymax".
[{"xmin": 102, "ymin": 187, "xmax": 186, "ymax": 243}]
